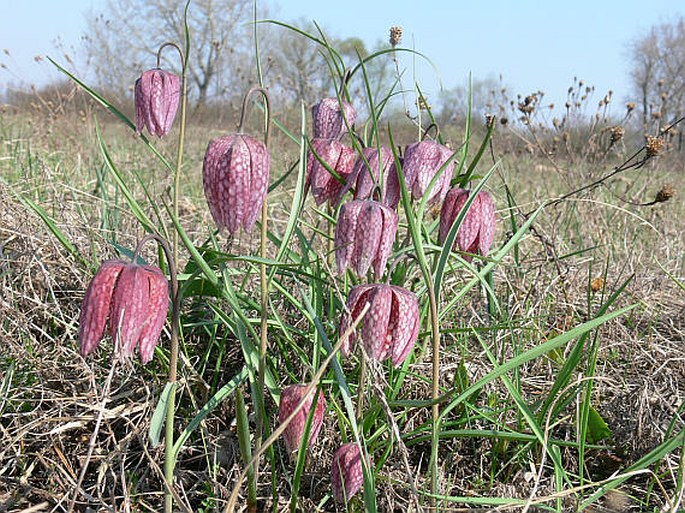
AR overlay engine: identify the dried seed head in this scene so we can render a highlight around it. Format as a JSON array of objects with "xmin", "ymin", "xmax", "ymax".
[
  {"xmin": 590, "ymin": 277, "xmax": 605, "ymax": 292},
  {"xmin": 331, "ymin": 443, "xmax": 366, "ymax": 503},
  {"xmin": 645, "ymin": 135, "xmax": 665, "ymax": 157},
  {"xmin": 306, "ymin": 138, "xmax": 357, "ymax": 206},
  {"xmin": 278, "ymin": 384, "xmax": 326, "ymax": 454},
  {"xmin": 312, "ymin": 97, "xmax": 357, "ymax": 140},
  {"xmin": 609, "ymin": 125, "xmax": 625, "ymax": 143},
  {"xmin": 654, "ymin": 183, "xmax": 675, "ymax": 203},
  {"xmin": 626, "ymin": 102, "xmax": 636, "ymax": 112},
  {"xmin": 389, "ymin": 26, "xmax": 403, "ymax": 46},
  {"xmin": 202, "ymin": 133, "xmax": 271, "ymax": 236},
  {"xmin": 439, "ymin": 188, "xmax": 497, "ymax": 260},
  {"xmin": 339, "ymin": 284, "xmax": 419, "ymax": 367},
  {"xmin": 134, "ymin": 69, "xmax": 180, "ymax": 137},
  {"xmin": 334, "ymin": 200, "xmax": 398, "ymax": 278}
]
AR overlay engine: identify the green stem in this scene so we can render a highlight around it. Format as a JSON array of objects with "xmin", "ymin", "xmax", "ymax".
[
  {"xmin": 239, "ymin": 86, "xmax": 271, "ymax": 507},
  {"xmin": 427, "ymin": 277, "xmax": 441, "ymax": 509},
  {"xmin": 132, "ymin": 233, "xmax": 181, "ymax": 513},
  {"xmin": 153, "ymin": 38, "xmax": 188, "ymax": 513},
  {"xmin": 356, "ymin": 355, "xmax": 367, "ymax": 421}
]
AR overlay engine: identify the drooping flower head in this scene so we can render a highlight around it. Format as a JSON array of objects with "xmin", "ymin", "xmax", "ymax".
[
  {"xmin": 439, "ymin": 188, "xmax": 496, "ymax": 260},
  {"xmin": 306, "ymin": 138, "xmax": 356, "ymax": 206},
  {"xmin": 339, "ymin": 284, "xmax": 419, "ymax": 366},
  {"xmin": 334, "ymin": 200, "xmax": 398, "ymax": 278},
  {"xmin": 312, "ymin": 97, "xmax": 357, "ymax": 140},
  {"xmin": 202, "ymin": 134, "xmax": 270, "ymax": 236},
  {"xmin": 331, "ymin": 442, "xmax": 369, "ymax": 503},
  {"xmin": 203, "ymin": 87, "xmax": 271, "ymax": 237},
  {"xmin": 342, "ymin": 146, "xmax": 401, "ymax": 209},
  {"xmin": 79, "ymin": 260, "xmax": 169, "ymax": 364},
  {"xmin": 278, "ymin": 384, "xmax": 326, "ymax": 454},
  {"xmin": 134, "ymin": 68, "xmax": 181, "ymax": 137},
  {"xmin": 402, "ymin": 140, "xmax": 455, "ymax": 206}
]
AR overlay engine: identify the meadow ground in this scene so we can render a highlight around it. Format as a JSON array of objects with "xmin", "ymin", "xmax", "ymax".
[{"xmin": 0, "ymin": 92, "xmax": 683, "ymax": 513}]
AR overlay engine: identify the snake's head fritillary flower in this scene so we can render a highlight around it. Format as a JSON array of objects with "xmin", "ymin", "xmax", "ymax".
[
  {"xmin": 439, "ymin": 188, "xmax": 496, "ymax": 260},
  {"xmin": 312, "ymin": 97, "xmax": 357, "ymax": 140},
  {"xmin": 134, "ymin": 69, "xmax": 181, "ymax": 137},
  {"xmin": 342, "ymin": 146, "xmax": 400, "ymax": 209},
  {"xmin": 202, "ymin": 133, "xmax": 271, "ymax": 236},
  {"xmin": 306, "ymin": 138, "xmax": 357, "ymax": 206},
  {"xmin": 278, "ymin": 384, "xmax": 326, "ymax": 454},
  {"xmin": 402, "ymin": 140, "xmax": 455, "ymax": 206},
  {"xmin": 334, "ymin": 200, "xmax": 398, "ymax": 278},
  {"xmin": 339, "ymin": 284, "xmax": 419, "ymax": 366},
  {"xmin": 331, "ymin": 442, "xmax": 369, "ymax": 503},
  {"xmin": 79, "ymin": 260, "xmax": 169, "ymax": 364}
]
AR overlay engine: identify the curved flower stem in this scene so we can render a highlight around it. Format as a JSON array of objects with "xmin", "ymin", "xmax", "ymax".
[{"xmin": 134, "ymin": 233, "xmax": 181, "ymax": 513}]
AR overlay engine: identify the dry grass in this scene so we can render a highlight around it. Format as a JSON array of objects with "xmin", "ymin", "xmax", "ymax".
[{"xmin": 1, "ymin": 102, "xmax": 684, "ymax": 513}]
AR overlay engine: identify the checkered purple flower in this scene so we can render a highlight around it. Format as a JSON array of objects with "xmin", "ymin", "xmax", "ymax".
[
  {"xmin": 134, "ymin": 69, "xmax": 180, "ymax": 137},
  {"xmin": 439, "ymin": 188, "xmax": 496, "ymax": 260},
  {"xmin": 312, "ymin": 97, "xmax": 357, "ymax": 139},
  {"xmin": 339, "ymin": 284, "xmax": 419, "ymax": 367},
  {"xmin": 79, "ymin": 260, "xmax": 169, "ymax": 364},
  {"xmin": 334, "ymin": 200, "xmax": 398, "ymax": 278},
  {"xmin": 202, "ymin": 134, "xmax": 271, "ymax": 236}
]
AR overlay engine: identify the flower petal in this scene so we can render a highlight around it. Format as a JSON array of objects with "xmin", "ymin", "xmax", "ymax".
[{"xmin": 78, "ymin": 260, "xmax": 125, "ymax": 357}]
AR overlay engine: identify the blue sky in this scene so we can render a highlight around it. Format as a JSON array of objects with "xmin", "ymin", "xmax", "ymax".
[{"xmin": 2, "ymin": 0, "xmax": 684, "ymax": 111}]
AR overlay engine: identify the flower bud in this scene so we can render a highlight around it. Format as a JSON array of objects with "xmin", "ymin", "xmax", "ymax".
[
  {"xmin": 278, "ymin": 384, "xmax": 326, "ymax": 454},
  {"xmin": 439, "ymin": 188, "xmax": 496, "ymax": 260},
  {"xmin": 202, "ymin": 134, "xmax": 270, "ymax": 236},
  {"xmin": 134, "ymin": 69, "xmax": 181, "ymax": 137},
  {"xmin": 334, "ymin": 200, "xmax": 398, "ymax": 278},
  {"xmin": 339, "ymin": 284, "xmax": 419, "ymax": 366},
  {"xmin": 306, "ymin": 138, "xmax": 356, "ymax": 206},
  {"xmin": 312, "ymin": 97, "xmax": 357, "ymax": 139}
]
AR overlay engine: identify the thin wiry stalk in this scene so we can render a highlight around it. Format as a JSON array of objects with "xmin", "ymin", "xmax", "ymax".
[
  {"xmin": 153, "ymin": 35, "xmax": 189, "ymax": 513},
  {"xmin": 131, "ymin": 232, "xmax": 181, "ymax": 513},
  {"xmin": 67, "ymin": 360, "xmax": 117, "ymax": 513}
]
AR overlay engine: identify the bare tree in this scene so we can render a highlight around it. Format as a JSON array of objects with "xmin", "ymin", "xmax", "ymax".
[
  {"xmin": 82, "ymin": 0, "xmax": 258, "ymax": 105},
  {"xmin": 628, "ymin": 17, "xmax": 685, "ymax": 132}
]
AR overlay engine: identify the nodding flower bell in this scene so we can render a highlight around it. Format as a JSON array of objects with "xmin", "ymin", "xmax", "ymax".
[
  {"xmin": 79, "ymin": 260, "xmax": 169, "ymax": 364},
  {"xmin": 306, "ymin": 138, "xmax": 356, "ymax": 206},
  {"xmin": 134, "ymin": 68, "xmax": 181, "ymax": 137},
  {"xmin": 312, "ymin": 97, "xmax": 357, "ymax": 140},
  {"xmin": 439, "ymin": 188, "xmax": 496, "ymax": 260},
  {"xmin": 339, "ymin": 284, "xmax": 419, "ymax": 366},
  {"xmin": 203, "ymin": 134, "xmax": 270, "ymax": 235},
  {"xmin": 331, "ymin": 443, "xmax": 368, "ymax": 503},
  {"xmin": 343, "ymin": 146, "xmax": 400, "ymax": 209},
  {"xmin": 334, "ymin": 200, "xmax": 398, "ymax": 278},
  {"xmin": 402, "ymin": 140, "xmax": 455, "ymax": 206},
  {"xmin": 202, "ymin": 87, "xmax": 271, "ymax": 236},
  {"xmin": 278, "ymin": 384, "xmax": 326, "ymax": 454}
]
